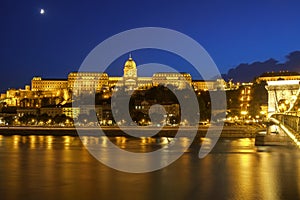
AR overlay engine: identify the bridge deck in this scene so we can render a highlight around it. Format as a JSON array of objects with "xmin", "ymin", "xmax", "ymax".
[{"xmin": 270, "ymin": 115, "xmax": 300, "ymax": 146}]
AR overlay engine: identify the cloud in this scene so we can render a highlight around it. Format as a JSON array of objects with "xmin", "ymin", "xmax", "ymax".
[{"xmin": 225, "ymin": 51, "xmax": 300, "ymax": 82}]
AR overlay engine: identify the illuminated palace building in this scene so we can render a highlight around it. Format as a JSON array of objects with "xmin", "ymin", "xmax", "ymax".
[{"xmin": 0, "ymin": 56, "xmax": 225, "ymax": 108}]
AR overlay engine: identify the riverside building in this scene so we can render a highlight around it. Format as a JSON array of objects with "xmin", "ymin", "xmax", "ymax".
[{"xmin": 0, "ymin": 55, "xmax": 226, "ymax": 107}]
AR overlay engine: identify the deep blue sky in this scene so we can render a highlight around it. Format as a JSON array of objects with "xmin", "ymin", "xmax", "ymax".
[{"xmin": 1, "ymin": 0, "xmax": 300, "ymax": 92}]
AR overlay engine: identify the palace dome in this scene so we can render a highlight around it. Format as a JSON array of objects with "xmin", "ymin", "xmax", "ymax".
[{"xmin": 124, "ymin": 56, "xmax": 136, "ymax": 69}]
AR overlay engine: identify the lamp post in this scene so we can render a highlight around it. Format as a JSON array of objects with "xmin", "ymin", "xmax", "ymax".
[{"xmin": 241, "ymin": 110, "xmax": 248, "ymax": 122}]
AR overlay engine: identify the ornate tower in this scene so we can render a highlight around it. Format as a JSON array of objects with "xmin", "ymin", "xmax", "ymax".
[
  {"xmin": 123, "ymin": 54, "xmax": 137, "ymax": 90},
  {"xmin": 123, "ymin": 54, "xmax": 137, "ymax": 78}
]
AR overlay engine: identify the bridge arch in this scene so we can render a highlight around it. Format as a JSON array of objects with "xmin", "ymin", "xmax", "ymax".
[{"xmin": 265, "ymin": 80, "xmax": 300, "ymax": 117}]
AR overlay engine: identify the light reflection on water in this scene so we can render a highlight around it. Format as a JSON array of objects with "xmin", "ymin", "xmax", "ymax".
[{"xmin": 0, "ymin": 135, "xmax": 299, "ymax": 199}]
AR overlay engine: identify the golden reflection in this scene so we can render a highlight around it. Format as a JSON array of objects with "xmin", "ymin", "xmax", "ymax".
[
  {"xmin": 179, "ymin": 137, "xmax": 190, "ymax": 149},
  {"xmin": 81, "ymin": 136, "xmax": 88, "ymax": 145},
  {"xmin": 140, "ymin": 137, "xmax": 147, "ymax": 152},
  {"xmin": 13, "ymin": 135, "xmax": 21, "ymax": 149},
  {"xmin": 160, "ymin": 137, "xmax": 171, "ymax": 145},
  {"xmin": 141, "ymin": 137, "xmax": 169, "ymax": 145},
  {"xmin": 21, "ymin": 136, "xmax": 27, "ymax": 144},
  {"xmin": 201, "ymin": 137, "xmax": 212, "ymax": 150},
  {"xmin": 259, "ymin": 153, "xmax": 279, "ymax": 200},
  {"xmin": 63, "ymin": 136, "xmax": 71, "ymax": 146},
  {"xmin": 46, "ymin": 136, "xmax": 53, "ymax": 150},
  {"xmin": 29, "ymin": 135, "xmax": 36, "ymax": 149},
  {"xmin": 94, "ymin": 137, "xmax": 100, "ymax": 144},
  {"xmin": 298, "ymin": 159, "xmax": 300, "ymax": 195},
  {"xmin": 115, "ymin": 137, "xmax": 126, "ymax": 144},
  {"xmin": 101, "ymin": 136, "xmax": 108, "ymax": 147},
  {"xmin": 198, "ymin": 155, "xmax": 214, "ymax": 195},
  {"xmin": 239, "ymin": 154, "xmax": 253, "ymax": 195},
  {"xmin": 149, "ymin": 137, "xmax": 157, "ymax": 144},
  {"xmin": 231, "ymin": 138, "xmax": 252, "ymax": 146},
  {"xmin": 0, "ymin": 135, "xmax": 2, "ymax": 147},
  {"xmin": 226, "ymin": 151, "xmax": 255, "ymax": 199},
  {"xmin": 80, "ymin": 136, "xmax": 103, "ymax": 146},
  {"xmin": 63, "ymin": 136, "xmax": 74, "ymax": 149},
  {"xmin": 115, "ymin": 137, "xmax": 126, "ymax": 149},
  {"xmin": 38, "ymin": 136, "xmax": 45, "ymax": 144},
  {"xmin": 141, "ymin": 137, "xmax": 147, "ymax": 144},
  {"xmin": 231, "ymin": 138, "xmax": 256, "ymax": 153}
]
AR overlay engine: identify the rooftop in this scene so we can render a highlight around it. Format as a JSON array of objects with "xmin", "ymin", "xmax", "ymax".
[{"xmin": 259, "ymin": 71, "xmax": 300, "ymax": 77}]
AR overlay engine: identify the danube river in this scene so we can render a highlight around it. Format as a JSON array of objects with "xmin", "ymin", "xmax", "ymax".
[{"xmin": 0, "ymin": 134, "xmax": 300, "ymax": 199}]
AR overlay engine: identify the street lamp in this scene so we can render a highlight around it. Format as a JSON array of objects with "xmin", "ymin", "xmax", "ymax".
[{"xmin": 241, "ymin": 110, "xmax": 248, "ymax": 122}]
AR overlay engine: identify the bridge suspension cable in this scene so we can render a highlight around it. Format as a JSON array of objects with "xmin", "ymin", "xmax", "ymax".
[{"xmin": 286, "ymin": 87, "xmax": 300, "ymax": 115}]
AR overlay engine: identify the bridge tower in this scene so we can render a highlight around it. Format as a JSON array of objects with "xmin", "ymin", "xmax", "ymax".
[{"xmin": 265, "ymin": 80, "xmax": 300, "ymax": 117}]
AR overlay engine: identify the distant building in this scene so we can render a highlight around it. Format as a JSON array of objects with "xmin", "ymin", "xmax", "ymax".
[
  {"xmin": 107, "ymin": 77, "xmax": 123, "ymax": 88},
  {"xmin": 108, "ymin": 56, "xmax": 192, "ymax": 90},
  {"xmin": 122, "ymin": 56, "xmax": 138, "ymax": 90},
  {"xmin": 136, "ymin": 77, "xmax": 153, "ymax": 89},
  {"xmin": 192, "ymin": 79, "xmax": 226, "ymax": 91},
  {"xmin": 62, "ymin": 106, "xmax": 80, "ymax": 119},
  {"xmin": 17, "ymin": 108, "xmax": 39, "ymax": 117},
  {"xmin": 192, "ymin": 80, "xmax": 215, "ymax": 91},
  {"xmin": 256, "ymin": 71, "xmax": 300, "ymax": 83},
  {"xmin": 40, "ymin": 104, "xmax": 80, "ymax": 118},
  {"xmin": 239, "ymin": 83, "xmax": 253, "ymax": 117},
  {"xmin": 68, "ymin": 72, "xmax": 109, "ymax": 95},
  {"xmin": 152, "ymin": 72, "xmax": 192, "ymax": 89},
  {"xmin": 4, "ymin": 86, "xmax": 35, "ymax": 107},
  {"xmin": 0, "ymin": 55, "xmax": 227, "ymax": 111},
  {"xmin": 31, "ymin": 77, "xmax": 68, "ymax": 91},
  {"xmin": 79, "ymin": 105, "xmax": 102, "ymax": 120}
]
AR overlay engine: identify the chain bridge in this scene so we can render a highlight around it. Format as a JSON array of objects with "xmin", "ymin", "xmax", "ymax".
[{"xmin": 265, "ymin": 80, "xmax": 300, "ymax": 146}]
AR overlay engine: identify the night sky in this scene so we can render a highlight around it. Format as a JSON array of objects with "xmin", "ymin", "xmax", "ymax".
[{"xmin": 1, "ymin": 0, "xmax": 300, "ymax": 92}]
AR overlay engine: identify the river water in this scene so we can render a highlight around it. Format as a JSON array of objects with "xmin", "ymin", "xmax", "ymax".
[{"xmin": 0, "ymin": 135, "xmax": 300, "ymax": 200}]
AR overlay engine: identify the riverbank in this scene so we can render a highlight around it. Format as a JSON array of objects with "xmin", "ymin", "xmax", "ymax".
[{"xmin": 0, "ymin": 125, "xmax": 264, "ymax": 138}]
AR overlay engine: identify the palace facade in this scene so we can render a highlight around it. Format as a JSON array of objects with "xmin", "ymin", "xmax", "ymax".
[{"xmin": 0, "ymin": 56, "xmax": 225, "ymax": 108}]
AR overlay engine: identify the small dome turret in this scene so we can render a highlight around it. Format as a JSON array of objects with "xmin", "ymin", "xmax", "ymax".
[{"xmin": 124, "ymin": 55, "xmax": 136, "ymax": 69}]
